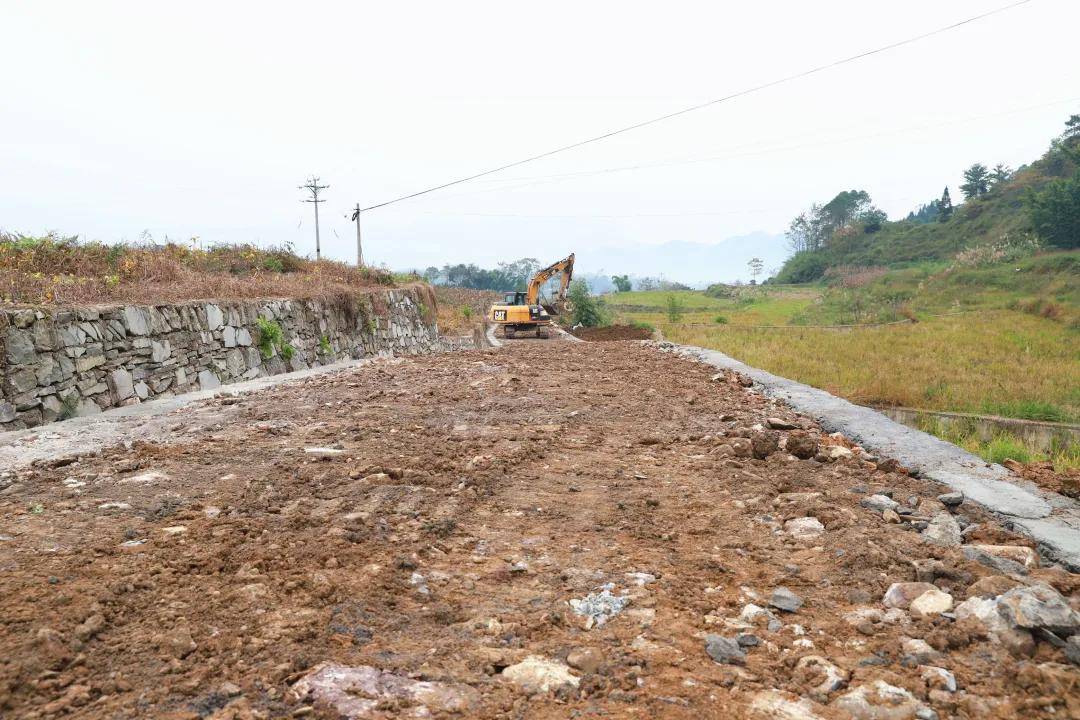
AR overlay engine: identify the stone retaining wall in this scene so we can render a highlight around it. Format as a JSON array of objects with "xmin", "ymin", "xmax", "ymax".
[{"xmin": 0, "ymin": 285, "xmax": 439, "ymax": 431}]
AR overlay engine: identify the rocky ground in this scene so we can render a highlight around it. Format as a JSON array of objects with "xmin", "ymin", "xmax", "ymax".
[{"xmin": 0, "ymin": 340, "xmax": 1077, "ymax": 719}]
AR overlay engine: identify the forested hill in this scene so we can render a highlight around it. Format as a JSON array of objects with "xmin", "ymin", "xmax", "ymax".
[{"xmin": 773, "ymin": 115, "xmax": 1080, "ymax": 283}]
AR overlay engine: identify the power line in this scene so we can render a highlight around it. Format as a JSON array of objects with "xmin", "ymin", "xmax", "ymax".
[
  {"xmin": 357, "ymin": 0, "xmax": 1035, "ymax": 213},
  {"xmin": 428, "ymin": 94, "xmax": 1080, "ymax": 195}
]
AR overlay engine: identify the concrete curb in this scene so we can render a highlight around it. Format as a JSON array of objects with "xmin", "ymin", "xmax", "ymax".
[{"xmin": 665, "ymin": 343, "xmax": 1080, "ymax": 571}]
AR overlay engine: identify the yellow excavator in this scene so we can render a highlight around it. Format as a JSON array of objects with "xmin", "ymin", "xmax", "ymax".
[{"xmin": 488, "ymin": 253, "xmax": 575, "ymax": 339}]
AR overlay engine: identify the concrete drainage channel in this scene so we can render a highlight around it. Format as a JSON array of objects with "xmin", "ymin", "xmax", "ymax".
[{"xmin": 663, "ymin": 342, "xmax": 1080, "ymax": 571}]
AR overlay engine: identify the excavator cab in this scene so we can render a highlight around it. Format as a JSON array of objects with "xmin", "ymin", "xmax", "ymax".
[{"xmin": 504, "ymin": 291, "xmax": 527, "ymax": 306}]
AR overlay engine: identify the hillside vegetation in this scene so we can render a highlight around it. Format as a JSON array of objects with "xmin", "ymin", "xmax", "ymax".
[
  {"xmin": 0, "ymin": 233, "xmax": 393, "ymax": 307},
  {"xmin": 774, "ymin": 116, "xmax": 1080, "ymax": 283}
]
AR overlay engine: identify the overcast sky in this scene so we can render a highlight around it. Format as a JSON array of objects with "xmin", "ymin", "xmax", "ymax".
[{"xmin": 2, "ymin": 0, "xmax": 1078, "ymax": 279}]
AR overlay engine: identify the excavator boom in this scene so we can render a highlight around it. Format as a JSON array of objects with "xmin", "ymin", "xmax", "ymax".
[{"xmin": 527, "ymin": 253, "xmax": 575, "ymax": 310}]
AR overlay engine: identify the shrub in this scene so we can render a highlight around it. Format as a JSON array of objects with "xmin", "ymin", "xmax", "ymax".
[
  {"xmin": 461, "ymin": 305, "xmax": 473, "ymax": 320},
  {"xmin": 568, "ymin": 280, "xmax": 609, "ymax": 327},
  {"xmin": 665, "ymin": 294, "xmax": 685, "ymax": 322},
  {"xmin": 256, "ymin": 317, "xmax": 287, "ymax": 360},
  {"xmin": 714, "ymin": 315, "xmax": 729, "ymax": 324},
  {"xmin": 319, "ymin": 335, "xmax": 332, "ymax": 354},
  {"xmin": 1026, "ymin": 173, "xmax": 1080, "ymax": 249}
]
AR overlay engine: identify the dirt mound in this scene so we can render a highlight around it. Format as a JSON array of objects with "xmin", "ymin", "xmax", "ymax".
[{"xmin": 572, "ymin": 324, "xmax": 652, "ymax": 341}]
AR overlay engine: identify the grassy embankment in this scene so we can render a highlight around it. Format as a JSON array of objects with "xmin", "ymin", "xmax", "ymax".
[
  {"xmin": 0, "ymin": 232, "xmax": 394, "ymax": 307},
  {"xmin": 605, "ymin": 253, "xmax": 1079, "ymax": 470}
]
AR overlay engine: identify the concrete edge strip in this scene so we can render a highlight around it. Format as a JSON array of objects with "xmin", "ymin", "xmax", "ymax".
[
  {"xmin": 664, "ymin": 343, "xmax": 1080, "ymax": 571},
  {"xmin": 484, "ymin": 323, "xmax": 504, "ymax": 348}
]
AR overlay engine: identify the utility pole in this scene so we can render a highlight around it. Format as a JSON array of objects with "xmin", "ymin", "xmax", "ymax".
[
  {"xmin": 298, "ymin": 176, "xmax": 329, "ymax": 260},
  {"xmin": 350, "ymin": 204, "xmax": 364, "ymax": 267}
]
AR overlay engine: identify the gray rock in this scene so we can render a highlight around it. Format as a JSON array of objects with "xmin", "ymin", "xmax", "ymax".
[
  {"xmin": 569, "ymin": 585, "xmax": 630, "ymax": 629},
  {"xmin": 786, "ymin": 431, "xmax": 819, "ymax": 459},
  {"xmin": 751, "ymin": 430, "xmax": 780, "ymax": 459},
  {"xmin": 222, "ymin": 326, "xmax": 237, "ymax": 347},
  {"xmin": 736, "ymin": 633, "xmax": 760, "ymax": 647},
  {"xmin": 0, "ymin": 401, "xmax": 16, "ymax": 423},
  {"xmin": 197, "ymin": 369, "xmax": 221, "ymax": 390},
  {"xmin": 860, "ymin": 494, "xmax": 899, "ymax": 512},
  {"xmin": 205, "ymin": 304, "xmax": 224, "ymax": 330},
  {"xmin": 922, "ymin": 511, "xmax": 961, "ymax": 547},
  {"xmin": 961, "ymin": 546, "xmax": 1028, "ymax": 576},
  {"xmin": 769, "ymin": 587, "xmax": 804, "ymax": 613},
  {"xmin": 12, "ymin": 309, "xmax": 36, "ymax": 328},
  {"xmin": 74, "ymin": 354, "xmax": 106, "ymax": 373},
  {"xmin": 5, "ymin": 328, "xmax": 38, "ymax": 365},
  {"xmin": 150, "ymin": 339, "xmax": 171, "ymax": 363},
  {"xmin": 108, "ymin": 369, "xmax": 135, "ymax": 401},
  {"xmin": 225, "ymin": 349, "xmax": 246, "ymax": 377},
  {"xmin": 1065, "ymin": 636, "xmax": 1080, "ymax": 666},
  {"xmin": 7, "ymin": 368, "xmax": 37, "ymax": 394},
  {"xmin": 704, "ymin": 634, "xmax": 745, "ymax": 665},
  {"xmin": 937, "ymin": 492, "xmax": 964, "ymax": 507},
  {"xmin": 236, "ymin": 327, "xmax": 253, "ymax": 346},
  {"xmin": 766, "ymin": 417, "xmax": 797, "ymax": 430},
  {"xmin": 133, "ymin": 381, "xmax": 150, "ymax": 400},
  {"xmin": 122, "ymin": 306, "xmax": 151, "ymax": 336},
  {"xmin": 996, "ymin": 585, "xmax": 1080, "ymax": 635}
]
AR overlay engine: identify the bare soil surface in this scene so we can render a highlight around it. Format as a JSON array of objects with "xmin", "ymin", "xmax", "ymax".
[
  {"xmin": 571, "ymin": 325, "xmax": 652, "ymax": 342},
  {"xmin": 1007, "ymin": 459, "xmax": 1080, "ymax": 500},
  {"xmin": 1, "ymin": 341, "xmax": 1077, "ymax": 719}
]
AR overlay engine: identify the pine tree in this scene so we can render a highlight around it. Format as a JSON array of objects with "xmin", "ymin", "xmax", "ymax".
[
  {"xmin": 960, "ymin": 164, "xmax": 991, "ymax": 199},
  {"xmin": 937, "ymin": 187, "xmax": 954, "ymax": 222}
]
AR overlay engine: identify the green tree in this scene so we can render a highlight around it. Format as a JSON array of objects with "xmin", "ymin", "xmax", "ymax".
[
  {"xmin": 960, "ymin": 163, "xmax": 991, "ymax": 199},
  {"xmin": 611, "ymin": 274, "xmax": 632, "ymax": 292},
  {"xmin": 665, "ymin": 294, "xmax": 684, "ymax": 322},
  {"xmin": 1064, "ymin": 114, "xmax": 1080, "ymax": 143},
  {"xmin": 1027, "ymin": 174, "xmax": 1080, "ymax": 249},
  {"xmin": 938, "ymin": 187, "xmax": 954, "ymax": 222},
  {"xmin": 568, "ymin": 280, "xmax": 607, "ymax": 327},
  {"xmin": 990, "ymin": 163, "xmax": 1012, "ymax": 190}
]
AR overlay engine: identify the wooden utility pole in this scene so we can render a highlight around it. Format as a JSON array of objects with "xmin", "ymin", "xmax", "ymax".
[
  {"xmin": 298, "ymin": 176, "xmax": 329, "ymax": 260},
  {"xmin": 350, "ymin": 204, "xmax": 364, "ymax": 267}
]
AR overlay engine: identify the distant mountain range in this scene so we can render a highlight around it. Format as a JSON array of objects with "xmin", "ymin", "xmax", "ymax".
[{"xmin": 575, "ymin": 232, "xmax": 789, "ymax": 289}]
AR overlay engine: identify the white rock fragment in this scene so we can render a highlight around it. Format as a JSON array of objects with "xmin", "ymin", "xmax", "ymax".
[
  {"xmin": 795, "ymin": 655, "xmax": 848, "ymax": 699},
  {"xmin": 749, "ymin": 690, "xmax": 824, "ymax": 720},
  {"xmin": 909, "ymin": 587, "xmax": 953, "ymax": 618},
  {"xmin": 304, "ymin": 447, "xmax": 345, "ymax": 458},
  {"xmin": 784, "ymin": 517, "xmax": 824, "ymax": 541},
  {"xmin": 921, "ymin": 666, "xmax": 957, "ymax": 693},
  {"xmin": 502, "ymin": 656, "xmax": 579, "ymax": 694},
  {"xmin": 833, "ymin": 680, "xmax": 928, "ymax": 720},
  {"xmin": 118, "ymin": 471, "xmax": 168, "ymax": 485}
]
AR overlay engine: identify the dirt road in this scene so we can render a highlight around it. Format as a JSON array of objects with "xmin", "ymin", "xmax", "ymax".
[{"xmin": 1, "ymin": 341, "xmax": 1077, "ymax": 719}]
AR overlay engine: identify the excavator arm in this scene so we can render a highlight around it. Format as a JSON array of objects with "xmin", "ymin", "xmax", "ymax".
[{"xmin": 526, "ymin": 253, "xmax": 575, "ymax": 311}]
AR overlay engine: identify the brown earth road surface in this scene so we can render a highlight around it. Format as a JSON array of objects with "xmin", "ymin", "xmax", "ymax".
[{"xmin": 1, "ymin": 341, "xmax": 1077, "ymax": 719}]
